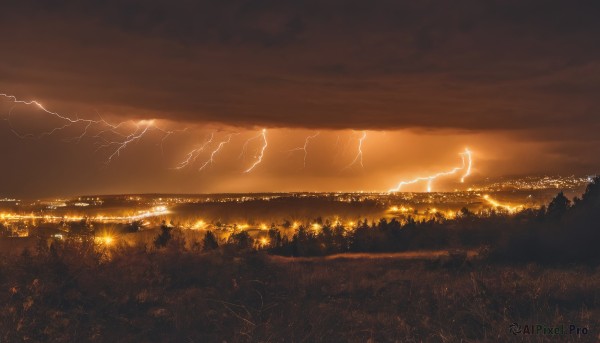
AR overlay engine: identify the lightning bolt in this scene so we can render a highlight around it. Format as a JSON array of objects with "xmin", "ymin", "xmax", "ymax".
[
  {"xmin": 92, "ymin": 112, "xmax": 133, "ymax": 140},
  {"xmin": 344, "ymin": 131, "xmax": 367, "ymax": 170},
  {"xmin": 89, "ymin": 120, "xmax": 186, "ymax": 164},
  {"xmin": 96, "ymin": 121, "xmax": 153, "ymax": 164},
  {"xmin": 1, "ymin": 92, "xmax": 189, "ymax": 163},
  {"xmin": 155, "ymin": 127, "xmax": 189, "ymax": 155},
  {"xmin": 1, "ymin": 93, "xmax": 91, "ymax": 128},
  {"xmin": 4, "ymin": 105, "xmax": 35, "ymax": 139},
  {"xmin": 288, "ymin": 132, "xmax": 319, "ymax": 167},
  {"xmin": 460, "ymin": 148, "xmax": 472, "ymax": 183},
  {"xmin": 244, "ymin": 129, "xmax": 268, "ymax": 173},
  {"xmin": 2, "ymin": 93, "xmax": 137, "ymax": 154},
  {"xmin": 198, "ymin": 134, "xmax": 234, "ymax": 171},
  {"xmin": 0, "ymin": 93, "xmax": 117, "ymax": 140},
  {"xmin": 174, "ymin": 132, "xmax": 215, "ymax": 169},
  {"xmin": 388, "ymin": 148, "xmax": 474, "ymax": 193},
  {"xmin": 63, "ymin": 120, "xmax": 94, "ymax": 144},
  {"xmin": 238, "ymin": 131, "xmax": 264, "ymax": 159}
]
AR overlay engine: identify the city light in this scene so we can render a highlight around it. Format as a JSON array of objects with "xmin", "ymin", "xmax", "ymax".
[
  {"xmin": 388, "ymin": 206, "xmax": 412, "ymax": 213},
  {"xmin": 95, "ymin": 234, "xmax": 115, "ymax": 246},
  {"xmin": 482, "ymin": 195, "xmax": 523, "ymax": 213},
  {"xmin": 0, "ymin": 206, "xmax": 168, "ymax": 223},
  {"xmin": 192, "ymin": 220, "xmax": 206, "ymax": 230}
]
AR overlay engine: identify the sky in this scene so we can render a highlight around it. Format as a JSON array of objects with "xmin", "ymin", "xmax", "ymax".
[{"xmin": 1, "ymin": 0, "xmax": 599, "ymax": 197}]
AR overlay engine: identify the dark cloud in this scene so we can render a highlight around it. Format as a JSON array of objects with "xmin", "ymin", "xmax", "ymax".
[{"xmin": 1, "ymin": 0, "xmax": 599, "ymax": 134}]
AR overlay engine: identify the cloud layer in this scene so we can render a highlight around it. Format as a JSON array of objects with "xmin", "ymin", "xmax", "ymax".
[
  {"xmin": 1, "ymin": 1, "xmax": 599, "ymax": 197},
  {"xmin": 1, "ymin": 0, "xmax": 599, "ymax": 133}
]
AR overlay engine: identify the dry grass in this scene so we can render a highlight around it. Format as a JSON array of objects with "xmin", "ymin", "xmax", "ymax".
[
  {"xmin": 269, "ymin": 249, "xmax": 479, "ymax": 262},
  {"xmin": 0, "ymin": 245, "xmax": 598, "ymax": 342},
  {"xmin": 269, "ymin": 257, "xmax": 600, "ymax": 342}
]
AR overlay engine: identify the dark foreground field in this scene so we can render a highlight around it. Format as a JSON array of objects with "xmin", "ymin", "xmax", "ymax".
[{"xmin": 1, "ymin": 243, "xmax": 598, "ymax": 342}]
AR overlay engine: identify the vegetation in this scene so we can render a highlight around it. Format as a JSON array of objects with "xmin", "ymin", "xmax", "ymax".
[
  {"xmin": 1, "ymin": 178, "xmax": 600, "ymax": 341},
  {"xmin": 0, "ymin": 242, "xmax": 598, "ymax": 342},
  {"xmin": 123, "ymin": 220, "xmax": 144, "ymax": 233},
  {"xmin": 264, "ymin": 177, "xmax": 600, "ymax": 264},
  {"xmin": 153, "ymin": 221, "xmax": 173, "ymax": 248}
]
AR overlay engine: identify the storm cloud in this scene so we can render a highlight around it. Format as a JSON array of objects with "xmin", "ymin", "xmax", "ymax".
[
  {"xmin": 1, "ymin": 1, "xmax": 599, "ymax": 197},
  {"xmin": 1, "ymin": 0, "xmax": 599, "ymax": 133}
]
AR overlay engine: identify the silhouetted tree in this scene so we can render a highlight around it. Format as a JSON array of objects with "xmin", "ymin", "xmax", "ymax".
[
  {"xmin": 69, "ymin": 218, "xmax": 93, "ymax": 236},
  {"xmin": 282, "ymin": 220, "xmax": 292, "ymax": 229},
  {"xmin": 228, "ymin": 231, "xmax": 253, "ymax": 250},
  {"xmin": 547, "ymin": 191, "xmax": 570, "ymax": 220},
  {"xmin": 154, "ymin": 221, "xmax": 173, "ymax": 248},
  {"xmin": 580, "ymin": 176, "xmax": 600, "ymax": 207},
  {"xmin": 0, "ymin": 223, "xmax": 10, "ymax": 237},
  {"xmin": 290, "ymin": 226, "xmax": 323, "ymax": 256},
  {"xmin": 202, "ymin": 231, "xmax": 219, "ymax": 251},
  {"xmin": 268, "ymin": 228, "xmax": 282, "ymax": 248},
  {"xmin": 458, "ymin": 207, "xmax": 474, "ymax": 218},
  {"xmin": 124, "ymin": 220, "xmax": 144, "ymax": 233}
]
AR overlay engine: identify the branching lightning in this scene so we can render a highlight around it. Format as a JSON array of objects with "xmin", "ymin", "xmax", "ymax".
[
  {"xmin": 5, "ymin": 105, "xmax": 35, "ymax": 139},
  {"xmin": 156, "ymin": 127, "xmax": 189, "ymax": 155},
  {"xmin": 288, "ymin": 132, "xmax": 319, "ymax": 167},
  {"xmin": 388, "ymin": 148, "xmax": 474, "ymax": 193},
  {"xmin": 198, "ymin": 134, "xmax": 234, "ymax": 171},
  {"xmin": 96, "ymin": 121, "xmax": 153, "ymax": 164},
  {"xmin": 344, "ymin": 131, "xmax": 367, "ymax": 170},
  {"xmin": 63, "ymin": 120, "xmax": 94, "ymax": 144},
  {"xmin": 238, "ymin": 131, "xmax": 263, "ymax": 159},
  {"xmin": 174, "ymin": 132, "xmax": 215, "ymax": 170},
  {"xmin": 1, "ymin": 93, "xmax": 188, "ymax": 164},
  {"xmin": 244, "ymin": 129, "xmax": 268, "ymax": 173},
  {"xmin": 1, "ymin": 93, "xmax": 121, "ymax": 140},
  {"xmin": 1, "ymin": 93, "xmax": 91, "ymax": 129},
  {"xmin": 460, "ymin": 148, "xmax": 473, "ymax": 183},
  {"xmin": 2, "ymin": 92, "xmax": 479, "ymax": 186}
]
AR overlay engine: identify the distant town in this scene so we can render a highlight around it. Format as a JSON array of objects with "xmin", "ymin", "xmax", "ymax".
[{"xmin": 0, "ymin": 175, "xmax": 590, "ymax": 242}]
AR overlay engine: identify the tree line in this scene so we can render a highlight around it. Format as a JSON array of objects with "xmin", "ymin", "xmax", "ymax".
[{"xmin": 191, "ymin": 177, "xmax": 600, "ymax": 264}]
